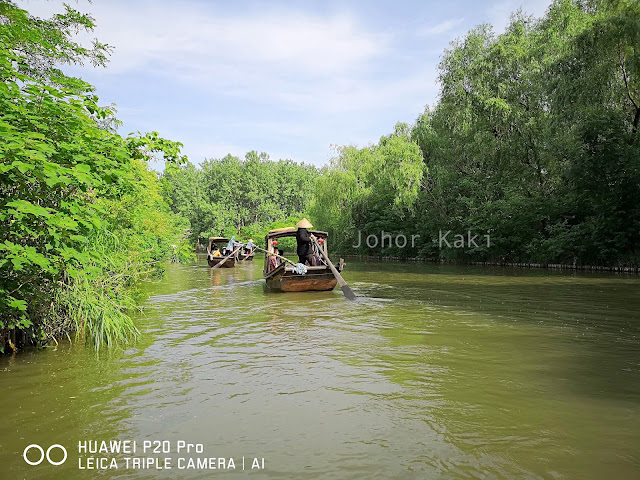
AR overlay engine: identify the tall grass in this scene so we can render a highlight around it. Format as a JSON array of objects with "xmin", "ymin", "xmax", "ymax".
[
  {"xmin": 51, "ymin": 275, "xmax": 139, "ymax": 350},
  {"xmin": 46, "ymin": 227, "xmax": 183, "ymax": 350}
]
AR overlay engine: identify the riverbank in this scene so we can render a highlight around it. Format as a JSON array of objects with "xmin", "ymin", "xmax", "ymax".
[{"xmin": 341, "ymin": 255, "xmax": 640, "ymax": 274}]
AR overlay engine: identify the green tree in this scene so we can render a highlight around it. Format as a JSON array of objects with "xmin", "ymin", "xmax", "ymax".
[
  {"xmin": 162, "ymin": 153, "xmax": 318, "ymax": 244},
  {"xmin": 311, "ymin": 125, "xmax": 423, "ymax": 253},
  {"xmin": 0, "ymin": 1, "xmax": 191, "ymax": 351}
]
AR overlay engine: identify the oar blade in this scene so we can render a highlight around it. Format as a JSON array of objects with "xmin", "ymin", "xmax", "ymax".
[{"xmin": 340, "ymin": 284, "xmax": 357, "ymax": 301}]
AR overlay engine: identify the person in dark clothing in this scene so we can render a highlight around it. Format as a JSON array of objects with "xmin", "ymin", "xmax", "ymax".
[{"xmin": 296, "ymin": 218, "xmax": 316, "ymax": 266}]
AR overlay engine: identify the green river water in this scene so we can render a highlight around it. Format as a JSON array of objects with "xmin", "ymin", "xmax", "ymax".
[{"xmin": 2, "ymin": 257, "xmax": 640, "ymax": 479}]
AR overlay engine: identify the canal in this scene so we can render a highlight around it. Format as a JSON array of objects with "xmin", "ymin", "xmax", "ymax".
[{"xmin": 2, "ymin": 257, "xmax": 640, "ymax": 479}]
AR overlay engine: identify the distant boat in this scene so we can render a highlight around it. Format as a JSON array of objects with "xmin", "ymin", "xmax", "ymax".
[
  {"xmin": 238, "ymin": 251, "xmax": 255, "ymax": 261},
  {"xmin": 238, "ymin": 239, "xmax": 256, "ymax": 262},
  {"xmin": 207, "ymin": 237, "xmax": 236, "ymax": 268},
  {"xmin": 263, "ymin": 227, "xmax": 345, "ymax": 292}
]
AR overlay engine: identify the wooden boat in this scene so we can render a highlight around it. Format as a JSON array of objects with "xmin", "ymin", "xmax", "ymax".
[
  {"xmin": 207, "ymin": 237, "xmax": 236, "ymax": 268},
  {"xmin": 263, "ymin": 227, "xmax": 345, "ymax": 292},
  {"xmin": 238, "ymin": 248, "xmax": 255, "ymax": 261}
]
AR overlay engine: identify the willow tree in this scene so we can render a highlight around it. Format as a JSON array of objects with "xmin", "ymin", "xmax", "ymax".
[
  {"xmin": 410, "ymin": 0, "xmax": 639, "ymax": 264},
  {"xmin": 311, "ymin": 123, "xmax": 423, "ymax": 253}
]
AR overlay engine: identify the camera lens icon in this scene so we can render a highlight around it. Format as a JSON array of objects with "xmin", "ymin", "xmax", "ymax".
[{"xmin": 23, "ymin": 444, "xmax": 67, "ymax": 466}]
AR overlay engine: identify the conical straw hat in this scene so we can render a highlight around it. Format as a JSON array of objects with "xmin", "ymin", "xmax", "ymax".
[{"xmin": 296, "ymin": 218, "xmax": 313, "ymax": 229}]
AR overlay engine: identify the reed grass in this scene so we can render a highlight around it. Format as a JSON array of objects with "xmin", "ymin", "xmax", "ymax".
[
  {"xmin": 46, "ymin": 232, "xmax": 156, "ymax": 350},
  {"xmin": 51, "ymin": 274, "xmax": 139, "ymax": 350}
]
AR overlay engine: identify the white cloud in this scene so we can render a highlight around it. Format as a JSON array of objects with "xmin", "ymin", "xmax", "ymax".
[
  {"xmin": 18, "ymin": 1, "xmax": 383, "ymax": 76},
  {"xmin": 271, "ymin": 68, "xmax": 438, "ymax": 114},
  {"xmin": 417, "ymin": 18, "xmax": 464, "ymax": 37},
  {"xmin": 82, "ymin": 3, "xmax": 387, "ymax": 77},
  {"xmin": 14, "ymin": 0, "xmax": 444, "ymax": 166},
  {"xmin": 18, "ymin": 1, "xmax": 401, "ymax": 114}
]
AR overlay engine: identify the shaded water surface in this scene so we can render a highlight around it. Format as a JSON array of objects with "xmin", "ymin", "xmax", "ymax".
[{"xmin": 2, "ymin": 258, "xmax": 640, "ymax": 479}]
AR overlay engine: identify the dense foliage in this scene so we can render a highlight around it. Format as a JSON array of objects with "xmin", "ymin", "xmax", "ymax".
[
  {"xmin": 0, "ymin": 2, "xmax": 191, "ymax": 351},
  {"xmin": 314, "ymin": 0, "xmax": 640, "ymax": 266},
  {"xmin": 3, "ymin": 0, "xmax": 638, "ymax": 352},
  {"xmin": 162, "ymin": 153, "xmax": 317, "ymax": 246},
  {"xmin": 310, "ymin": 123, "xmax": 424, "ymax": 251}
]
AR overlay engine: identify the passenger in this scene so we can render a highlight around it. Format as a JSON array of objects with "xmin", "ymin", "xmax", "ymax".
[
  {"xmin": 268, "ymin": 241, "xmax": 280, "ymax": 271},
  {"xmin": 295, "ymin": 218, "xmax": 316, "ymax": 266},
  {"xmin": 313, "ymin": 237, "xmax": 324, "ymax": 264},
  {"xmin": 212, "ymin": 246, "xmax": 222, "ymax": 257},
  {"xmin": 273, "ymin": 241, "xmax": 283, "ymax": 266}
]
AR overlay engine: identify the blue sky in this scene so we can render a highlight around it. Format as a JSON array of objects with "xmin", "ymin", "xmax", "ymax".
[{"xmin": 18, "ymin": 0, "xmax": 552, "ymax": 168}]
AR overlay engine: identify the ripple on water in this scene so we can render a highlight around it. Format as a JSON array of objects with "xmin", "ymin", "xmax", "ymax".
[{"xmin": 2, "ymin": 260, "xmax": 639, "ymax": 480}]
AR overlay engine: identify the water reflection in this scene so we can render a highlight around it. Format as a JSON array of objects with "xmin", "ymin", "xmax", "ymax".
[{"xmin": 1, "ymin": 258, "xmax": 639, "ymax": 479}]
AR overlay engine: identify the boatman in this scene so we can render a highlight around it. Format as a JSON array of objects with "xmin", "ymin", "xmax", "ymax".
[
  {"xmin": 225, "ymin": 236, "xmax": 237, "ymax": 255},
  {"xmin": 245, "ymin": 239, "xmax": 255, "ymax": 255},
  {"xmin": 296, "ymin": 218, "xmax": 316, "ymax": 266}
]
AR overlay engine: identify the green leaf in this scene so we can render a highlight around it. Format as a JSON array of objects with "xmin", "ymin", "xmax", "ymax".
[
  {"xmin": 9, "ymin": 298, "xmax": 27, "ymax": 311},
  {"xmin": 12, "ymin": 160, "xmax": 34, "ymax": 174},
  {"xmin": 6, "ymin": 199, "xmax": 50, "ymax": 217}
]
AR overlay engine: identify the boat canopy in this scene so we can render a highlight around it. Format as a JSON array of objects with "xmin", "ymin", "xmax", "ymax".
[
  {"xmin": 207, "ymin": 237, "xmax": 232, "ymax": 253},
  {"xmin": 266, "ymin": 228, "xmax": 328, "ymax": 240}
]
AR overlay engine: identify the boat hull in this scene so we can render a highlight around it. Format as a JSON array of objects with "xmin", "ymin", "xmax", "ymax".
[
  {"xmin": 262, "ymin": 229, "xmax": 343, "ymax": 293},
  {"xmin": 238, "ymin": 253, "xmax": 255, "ymax": 261},
  {"xmin": 208, "ymin": 256, "xmax": 235, "ymax": 268},
  {"xmin": 265, "ymin": 269, "xmax": 337, "ymax": 292}
]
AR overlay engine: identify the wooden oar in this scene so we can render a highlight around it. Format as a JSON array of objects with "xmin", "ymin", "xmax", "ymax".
[
  {"xmin": 210, "ymin": 244, "xmax": 242, "ymax": 269},
  {"xmin": 252, "ymin": 245, "xmax": 298, "ymax": 266},
  {"xmin": 312, "ymin": 238, "xmax": 356, "ymax": 300}
]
